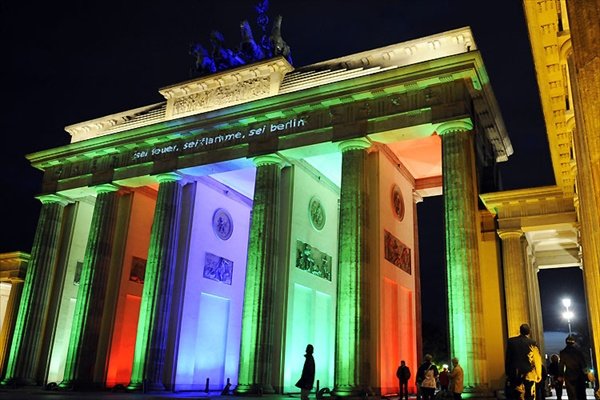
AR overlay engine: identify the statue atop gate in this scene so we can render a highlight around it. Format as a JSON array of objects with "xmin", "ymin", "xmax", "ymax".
[{"xmin": 189, "ymin": 0, "xmax": 292, "ymax": 77}]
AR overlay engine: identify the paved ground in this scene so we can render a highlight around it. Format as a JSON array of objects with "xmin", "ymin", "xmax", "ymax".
[{"xmin": 0, "ymin": 388, "xmax": 597, "ymax": 400}]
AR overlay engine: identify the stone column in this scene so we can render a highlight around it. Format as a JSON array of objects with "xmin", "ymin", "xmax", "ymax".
[
  {"xmin": 440, "ymin": 120, "xmax": 487, "ymax": 389},
  {"xmin": 413, "ymin": 192, "xmax": 424, "ymax": 365},
  {"xmin": 1, "ymin": 195, "xmax": 69, "ymax": 386},
  {"xmin": 497, "ymin": 229, "xmax": 530, "ymax": 337},
  {"xmin": 60, "ymin": 184, "xmax": 120, "ymax": 389},
  {"xmin": 235, "ymin": 155, "xmax": 284, "ymax": 395},
  {"xmin": 0, "ymin": 281, "xmax": 24, "ymax": 378},
  {"xmin": 332, "ymin": 138, "xmax": 373, "ymax": 398},
  {"xmin": 565, "ymin": 0, "xmax": 600, "ymax": 373},
  {"xmin": 129, "ymin": 173, "xmax": 183, "ymax": 391}
]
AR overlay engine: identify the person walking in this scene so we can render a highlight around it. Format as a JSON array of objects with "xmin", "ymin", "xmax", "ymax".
[
  {"xmin": 396, "ymin": 360, "xmax": 411, "ymax": 400},
  {"xmin": 504, "ymin": 323, "xmax": 542, "ymax": 400},
  {"xmin": 548, "ymin": 354, "xmax": 564, "ymax": 400},
  {"xmin": 295, "ymin": 344, "xmax": 315, "ymax": 400},
  {"xmin": 449, "ymin": 357, "xmax": 464, "ymax": 400},
  {"xmin": 559, "ymin": 336, "xmax": 587, "ymax": 400},
  {"xmin": 417, "ymin": 354, "xmax": 438, "ymax": 400}
]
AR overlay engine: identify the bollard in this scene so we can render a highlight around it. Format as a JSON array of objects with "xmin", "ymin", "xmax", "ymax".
[
  {"xmin": 221, "ymin": 378, "xmax": 232, "ymax": 395},
  {"xmin": 205, "ymin": 377, "xmax": 210, "ymax": 393},
  {"xmin": 316, "ymin": 379, "xmax": 320, "ymax": 395}
]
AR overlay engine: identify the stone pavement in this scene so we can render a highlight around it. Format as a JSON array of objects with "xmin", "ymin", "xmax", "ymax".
[{"xmin": 0, "ymin": 389, "xmax": 597, "ymax": 400}]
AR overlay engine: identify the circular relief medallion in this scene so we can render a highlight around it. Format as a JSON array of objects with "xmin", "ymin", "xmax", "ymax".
[
  {"xmin": 309, "ymin": 196, "xmax": 326, "ymax": 231},
  {"xmin": 212, "ymin": 208, "xmax": 233, "ymax": 240},
  {"xmin": 391, "ymin": 185, "xmax": 405, "ymax": 221}
]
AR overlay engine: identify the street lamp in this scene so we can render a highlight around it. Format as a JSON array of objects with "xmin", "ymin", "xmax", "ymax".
[{"xmin": 562, "ymin": 298, "xmax": 574, "ymax": 336}]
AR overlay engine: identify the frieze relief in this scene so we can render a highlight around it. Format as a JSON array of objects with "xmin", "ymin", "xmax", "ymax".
[{"xmin": 172, "ymin": 77, "xmax": 271, "ymax": 117}]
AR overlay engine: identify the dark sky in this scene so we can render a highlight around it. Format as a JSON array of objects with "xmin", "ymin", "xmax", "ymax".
[{"xmin": 0, "ymin": 1, "xmax": 560, "ymax": 335}]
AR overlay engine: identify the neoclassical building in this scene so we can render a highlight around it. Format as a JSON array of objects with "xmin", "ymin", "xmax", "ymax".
[
  {"xmin": 1, "ymin": 2, "xmax": 598, "ymax": 397},
  {"xmin": 479, "ymin": 0, "xmax": 600, "ymax": 375},
  {"xmin": 0, "ymin": 25, "xmax": 514, "ymax": 395}
]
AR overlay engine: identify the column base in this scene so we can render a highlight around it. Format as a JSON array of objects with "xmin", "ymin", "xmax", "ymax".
[
  {"xmin": 0, "ymin": 377, "xmax": 37, "ymax": 388},
  {"xmin": 332, "ymin": 385, "xmax": 376, "ymax": 399},
  {"xmin": 126, "ymin": 380, "xmax": 166, "ymax": 392},
  {"xmin": 234, "ymin": 383, "xmax": 275, "ymax": 396}
]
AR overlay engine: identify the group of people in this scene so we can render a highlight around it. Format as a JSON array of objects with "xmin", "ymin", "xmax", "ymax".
[
  {"xmin": 505, "ymin": 323, "xmax": 593, "ymax": 400},
  {"xmin": 299, "ymin": 324, "xmax": 593, "ymax": 400},
  {"xmin": 396, "ymin": 354, "xmax": 464, "ymax": 400}
]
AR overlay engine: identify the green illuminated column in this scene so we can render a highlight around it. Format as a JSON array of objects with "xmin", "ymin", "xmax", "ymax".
[
  {"xmin": 497, "ymin": 230, "xmax": 530, "ymax": 337},
  {"xmin": 440, "ymin": 121, "xmax": 486, "ymax": 389},
  {"xmin": 1, "ymin": 195, "xmax": 69, "ymax": 386},
  {"xmin": 333, "ymin": 138, "xmax": 372, "ymax": 398},
  {"xmin": 235, "ymin": 155, "xmax": 284, "ymax": 395},
  {"xmin": 0, "ymin": 281, "xmax": 25, "ymax": 378},
  {"xmin": 60, "ymin": 184, "xmax": 119, "ymax": 389},
  {"xmin": 129, "ymin": 173, "xmax": 183, "ymax": 391}
]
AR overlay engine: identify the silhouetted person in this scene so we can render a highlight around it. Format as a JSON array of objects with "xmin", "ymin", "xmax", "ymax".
[
  {"xmin": 449, "ymin": 357, "xmax": 464, "ymax": 400},
  {"xmin": 439, "ymin": 365, "xmax": 450, "ymax": 392},
  {"xmin": 548, "ymin": 354, "xmax": 564, "ymax": 400},
  {"xmin": 504, "ymin": 323, "xmax": 542, "ymax": 400},
  {"xmin": 536, "ymin": 363, "xmax": 548, "ymax": 400},
  {"xmin": 396, "ymin": 360, "xmax": 411, "ymax": 400},
  {"xmin": 417, "ymin": 354, "xmax": 438, "ymax": 400},
  {"xmin": 559, "ymin": 336, "xmax": 587, "ymax": 400},
  {"xmin": 295, "ymin": 344, "xmax": 315, "ymax": 400}
]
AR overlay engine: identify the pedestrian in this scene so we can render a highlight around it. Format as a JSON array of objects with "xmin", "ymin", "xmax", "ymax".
[
  {"xmin": 559, "ymin": 335, "xmax": 587, "ymax": 400},
  {"xmin": 439, "ymin": 365, "xmax": 450, "ymax": 392},
  {"xmin": 548, "ymin": 354, "xmax": 563, "ymax": 400},
  {"xmin": 295, "ymin": 344, "xmax": 315, "ymax": 400},
  {"xmin": 449, "ymin": 357, "xmax": 464, "ymax": 400},
  {"xmin": 417, "ymin": 354, "xmax": 438, "ymax": 400},
  {"xmin": 536, "ymin": 362, "xmax": 548, "ymax": 400},
  {"xmin": 504, "ymin": 323, "xmax": 542, "ymax": 400},
  {"xmin": 396, "ymin": 360, "xmax": 411, "ymax": 400}
]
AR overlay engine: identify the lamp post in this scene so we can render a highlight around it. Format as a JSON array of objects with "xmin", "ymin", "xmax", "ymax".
[{"xmin": 562, "ymin": 298, "xmax": 574, "ymax": 336}]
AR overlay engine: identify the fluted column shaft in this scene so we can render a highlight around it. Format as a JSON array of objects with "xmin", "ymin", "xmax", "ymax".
[
  {"xmin": 236, "ymin": 155, "xmax": 283, "ymax": 395},
  {"xmin": 333, "ymin": 139, "xmax": 372, "ymax": 397},
  {"xmin": 0, "ymin": 281, "xmax": 24, "ymax": 377},
  {"xmin": 129, "ymin": 173, "xmax": 183, "ymax": 390},
  {"xmin": 566, "ymin": 0, "xmax": 600, "ymax": 373},
  {"xmin": 441, "ymin": 123, "xmax": 486, "ymax": 388},
  {"xmin": 60, "ymin": 184, "xmax": 119, "ymax": 389},
  {"xmin": 1, "ymin": 195, "xmax": 68, "ymax": 385},
  {"xmin": 498, "ymin": 230, "xmax": 530, "ymax": 337}
]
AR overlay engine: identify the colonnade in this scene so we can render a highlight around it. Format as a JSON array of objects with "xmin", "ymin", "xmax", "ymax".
[{"xmin": 0, "ymin": 120, "xmax": 493, "ymax": 394}]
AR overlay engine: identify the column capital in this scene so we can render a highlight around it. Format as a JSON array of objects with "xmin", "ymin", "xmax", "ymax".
[
  {"xmin": 497, "ymin": 229, "xmax": 524, "ymax": 240},
  {"xmin": 337, "ymin": 138, "xmax": 371, "ymax": 153},
  {"xmin": 436, "ymin": 119, "xmax": 473, "ymax": 136},
  {"xmin": 153, "ymin": 172, "xmax": 183, "ymax": 184},
  {"xmin": 413, "ymin": 191, "xmax": 423, "ymax": 204},
  {"xmin": 252, "ymin": 154, "xmax": 286, "ymax": 168},
  {"xmin": 92, "ymin": 183, "xmax": 120, "ymax": 194},
  {"xmin": 35, "ymin": 193, "xmax": 71, "ymax": 206}
]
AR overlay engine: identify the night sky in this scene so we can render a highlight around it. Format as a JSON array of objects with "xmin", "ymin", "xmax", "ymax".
[{"xmin": 1, "ymin": 1, "xmax": 571, "ymax": 350}]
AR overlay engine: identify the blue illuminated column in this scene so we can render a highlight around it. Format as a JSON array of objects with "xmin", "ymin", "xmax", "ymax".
[
  {"xmin": 129, "ymin": 173, "xmax": 183, "ymax": 391},
  {"xmin": 439, "ymin": 120, "xmax": 486, "ymax": 388},
  {"xmin": 59, "ymin": 184, "xmax": 120, "ymax": 389},
  {"xmin": 1, "ymin": 194, "xmax": 70, "ymax": 386},
  {"xmin": 333, "ymin": 138, "xmax": 374, "ymax": 398},
  {"xmin": 235, "ymin": 154, "xmax": 285, "ymax": 395}
]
